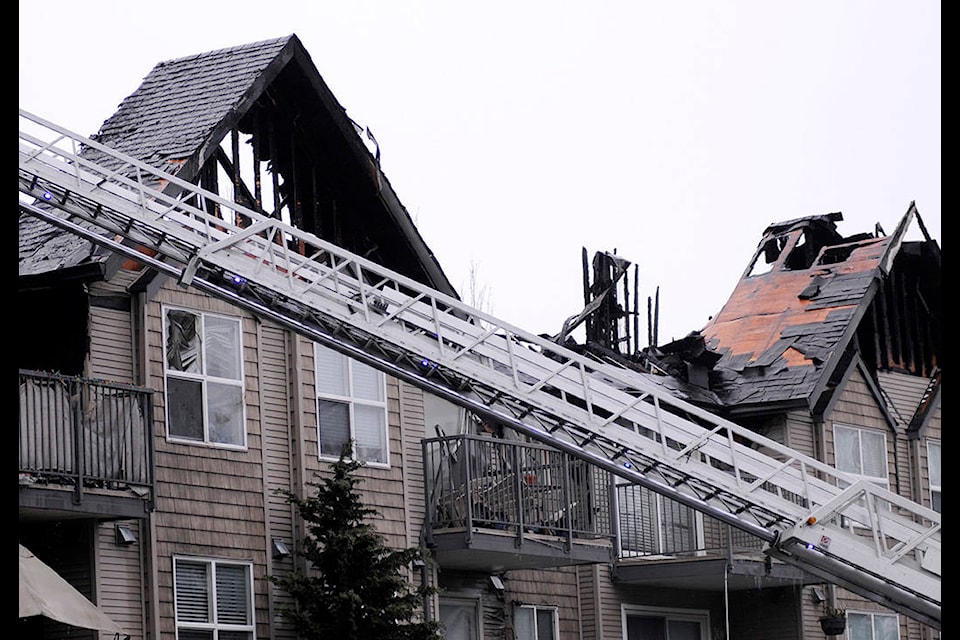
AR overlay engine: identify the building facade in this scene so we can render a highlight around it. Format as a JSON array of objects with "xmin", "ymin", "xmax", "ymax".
[{"xmin": 19, "ymin": 35, "xmax": 939, "ymax": 640}]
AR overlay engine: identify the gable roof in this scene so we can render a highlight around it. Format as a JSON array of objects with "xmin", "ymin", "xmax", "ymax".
[
  {"xmin": 698, "ymin": 203, "xmax": 940, "ymax": 415},
  {"xmin": 20, "ymin": 35, "xmax": 457, "ymax": 298}
]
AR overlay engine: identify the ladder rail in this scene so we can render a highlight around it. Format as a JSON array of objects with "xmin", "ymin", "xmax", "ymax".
[{"xmin": 19, "ymin": 108, "xmax": 940, "ymax": 626}]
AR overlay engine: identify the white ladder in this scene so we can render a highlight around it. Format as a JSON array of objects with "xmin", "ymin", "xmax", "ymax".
[{"xmin": 18, "ymin": 109, "xmax": 940, "ymax": 628}]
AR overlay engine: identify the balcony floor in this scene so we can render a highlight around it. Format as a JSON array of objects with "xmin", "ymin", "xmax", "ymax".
[{"xmin": 430, "ymin": 526, "xmax": 613, "ymax": 572}]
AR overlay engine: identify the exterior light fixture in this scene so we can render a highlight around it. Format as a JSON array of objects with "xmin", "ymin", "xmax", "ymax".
[
  {"xmin": 115, "ymin": 524, "xmax": 137, "ymax": 546},
  {"xmin": 272, "ymin": 538, "xmax": 291, "ymax": 559}
]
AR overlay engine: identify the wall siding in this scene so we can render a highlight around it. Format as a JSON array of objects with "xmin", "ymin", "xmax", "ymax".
[
  {"xmin": 145, "ymin": 284, "xmax": 271, "ymax": 639},
  {"xmin": 97, "ymin": 519, "xmax": 145, "ymax": 640}
]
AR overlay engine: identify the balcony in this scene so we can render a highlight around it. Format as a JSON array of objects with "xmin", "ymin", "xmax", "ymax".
[
  {"xmin": 19, "ymin": 369, "xmax": 156, "ymax": 521},
  {"xmin": 423, "ymin": 434, "xmax": 615, "ymax": 571},
  {"xmin": 614, "ymin": 483, "xmax": 815, "ymax": 590}
]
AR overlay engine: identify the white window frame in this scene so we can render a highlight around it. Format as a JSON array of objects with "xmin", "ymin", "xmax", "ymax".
[
  {"xmin": 173, "ymin": 556, "xmax": 255, "ymax": 639},
  {"xmin": 926, "ymin": 440, "xmax": 941, "ymax": 513},
  {"xmin": 163, "ymin": 306, "xmax": 246, "ymax": 449},
  {"xmin": 846, "ymin": 610, "xmax": 900, "ymax": 640},
  {"xmin": 314, "ymin": 343, "xmax": 389, "ymax": 467},
  {"xmin": 621, "ymin": 604, "xmax": 710, "ymax": 640},
  {"xmin": 833, "ymin": 424, "xmax": 889, "ymax": 488},
  {"xmin": 514, "ymin": 604, "xmax": 559, "ymax": 640},
  {"xmin": 616, "ymin": 481, "xmax": 703, "ymax": 559},
  {"xmin": 439, "ymin": 596, "xmax": 482, "ymax": 640}
]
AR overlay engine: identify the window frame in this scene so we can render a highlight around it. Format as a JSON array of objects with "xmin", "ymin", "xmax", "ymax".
[
  {"xmin": 314, "ymin": 343, "xmax": 390, "ymax": 467},
  {"xmin": 439, "ymin": 596, "xmax": 482, "ymax": 640},
  {"xmin": 162, "ymin": 306, "xmax": 246, "ymax": 449},
  {"xmin": 173, "ymin": 556, "xmax": 255, "ymax": 639},
  {"xmin": 926, "ymin": 439, "xmax": 941, "ymax": 513},
  {"xmin": 514, "ymin": 604, "xmax": 559, "ymax": 640},
  {"xmin": 621, "ymin": 604, "xmax": 710, "ymax": 640},
  {"xmin": 846, "ymin": 610, "xmax": 900, "ymax": 640},
  {"xmin": 832, "ymin": 423, "xmax": 890, "ymax": 488}
]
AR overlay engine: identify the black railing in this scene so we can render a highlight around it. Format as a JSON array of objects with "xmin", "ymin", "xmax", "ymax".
[
  {"xmin": 423, "ymin": 434, "xmax": 615, "ymax": 546},
  {"xmin": 19, "ymin": 369, "xmax": 155, "ymax": 506}
]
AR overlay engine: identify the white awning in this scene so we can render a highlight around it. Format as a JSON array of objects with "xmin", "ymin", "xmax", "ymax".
[{"xmin": 19, "ymin": 544, "xmax": 127, "ymax": 634}]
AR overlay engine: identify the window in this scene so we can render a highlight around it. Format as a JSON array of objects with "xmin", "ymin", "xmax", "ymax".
[
  {"xmin": 439, "ymin": 598, "xmax": 480, "ymax": 640},
  {"xmin": 174, "ymin": 557, "xmax": 254, "ymax": 639},
  {"xmin": 164, "ymin": 308, "xmax": 245, "ymax": 447},
  {"xmin": 834, "ymin": 425, "xmax": 888, "ymax": 488},
  {"xmin": 315, "ymin": 343, "xmax": 388, "ymax": 465},
  {"xmin": 618, "ymin": 483, "xmax": 699, "ymax": 558},
  {"xmin": 514, "ymin": 605, "xmax": 557, "ymax": 640},
  {"xmin": 847, "ymin": 611, "xmax": 899, "ymax": 640},
  {"xmin": 622, "ymin": 605, "xmax": 709, "ymax": 640},
  {"xmin": 927, "ymin": 440, "xmax": 941, "ymax": 513}
]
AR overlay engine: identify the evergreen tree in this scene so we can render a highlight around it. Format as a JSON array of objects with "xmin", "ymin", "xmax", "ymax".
[{"xmin": 271, "ymin": 446, "xmax": 442, "ymax": 640}]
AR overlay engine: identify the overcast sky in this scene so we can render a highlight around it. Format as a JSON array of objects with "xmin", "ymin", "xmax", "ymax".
[{"xmin": 19, "ymin": 1, "xmax": 940, "ymax": 345}]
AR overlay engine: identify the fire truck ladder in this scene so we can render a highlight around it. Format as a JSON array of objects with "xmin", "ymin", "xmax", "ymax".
[{"xmin": 19, "ymin": 109, "xmax": 941, "ymax": 628}]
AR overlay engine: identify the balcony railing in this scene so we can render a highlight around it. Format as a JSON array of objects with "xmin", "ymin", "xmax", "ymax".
[
  {"xmin": 617, "ymin": 483, "xmax": 766, "ymax": 560},
  {"xmin": 19, "ymin": 369, "xmax": 155, "ymax": 509},
  {"xmin": 423, "ymin": 433, "xmax": 615, "ymax": 546}
]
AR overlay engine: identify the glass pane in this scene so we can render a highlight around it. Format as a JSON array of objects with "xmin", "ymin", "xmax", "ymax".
[
  {"xmin": 175, "ymin": 560, "xmax": 210, "ymax": 623},
  {"xmin": 536, "ymin": 609, "xmax": 556, "ymax": 640},
  {"xmin": 218, "ymin": 633, "xmax": 254, "ymax": 640},
  {"xmin": 928, "ymin": 442, "xmax": 941, "ymax": 486},
  {"xmin": 177, "ymin": 631, "xmax": 214, "ymax": 640},
  {"xmin": 848, "ymin": 613, "xmax": 871, "ymax": 640},
  {"xmin": 439, "ymin": 602, "xmax": 479, "ymax": 640},
  {"xmin": 205, "ymin": 316, "xmax": 241, "ymax": 380},
  {"xmin": 873, "ymin": 614, "xmax": 899, "ymax": 640},
  {"xmin": 625, "ymin": 615, "xmax": 665, "ymax": 640},
  {"xmin": 215, "ymin": 564, "xmax": 250, "ymax": 625},
  {"xmin": 319, "ymin": 400, "xmax": 350, "ymax": 458},
  {"xmin": 167, "ymin": 310, "xmax": 202, "ymax": 373},
  {"xmin": 355, "ymin": 404, "xmax": 386, "ymax": 463},
  {"xmin": 931, "ymin": 490, "xmax": 941, "ymax": 513},
  {"xmin": 315, "ymin": 345, "xmax": 348, "ymax": 396},
  {"xmin": 860, "ymin": 430, "xmax": 887, "ymax": 479},
  {"xmin": 514, "ymin": 607, "xmax": 534, "ymax": 640},
  {"xmin": 835, "ymin": 426, "xmax": 861, "ymax": 474},
  {"xmin": 667, "ymin": 620, "xmax": 700, "ymax": 640},
  {"xmin": 352, "ymin": 360, "xmax": 383, "ymax": 401},
  {"xmin": 208, "ymin": 382, "xmax": 244, "ymax": 445},
  {"xmin": 167, "ymin": 377, "xmax": 204, "ymax": 440}
]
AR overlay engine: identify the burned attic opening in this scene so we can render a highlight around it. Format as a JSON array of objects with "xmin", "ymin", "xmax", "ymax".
[{"xmin": 184, "ymin": 65, "xmax": 427, "ymax": 285}]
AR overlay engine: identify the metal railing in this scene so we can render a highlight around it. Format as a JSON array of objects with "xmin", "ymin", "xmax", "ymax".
[
  {"xmin": 617, "ymin": 482, "xmax": 765, "ymax": 560},
  {"xmin": 424, "ymin": 434, "xmax": 615, "ymax": 547},
  {"xmin": 19, "ymin": 369, "xmax": 155, "ymax": 505}
]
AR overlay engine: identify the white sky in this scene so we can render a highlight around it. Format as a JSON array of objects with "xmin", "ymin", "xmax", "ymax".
[{"xmin": 20, "ymin": 1, "xmax": 940, "ymax": 345}]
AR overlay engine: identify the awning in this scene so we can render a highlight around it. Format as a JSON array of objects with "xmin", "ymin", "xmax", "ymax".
[{"xmin": 19, "ymin": 544, "xmax": 127, "ymax": 634}]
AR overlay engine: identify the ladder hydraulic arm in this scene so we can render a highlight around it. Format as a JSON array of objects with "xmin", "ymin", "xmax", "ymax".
[{"xmin": 18, "ymin": 109, "xmax": 941, "ymax": 628}]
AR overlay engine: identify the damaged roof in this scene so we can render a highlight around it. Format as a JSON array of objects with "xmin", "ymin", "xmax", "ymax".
[
  {"xmin": 20, "ymin": 34, "xmax": 457, "ymax": 297},
  {"xmin": 698, "ymin": 203, "xmax": 940, "ymax": 416}
]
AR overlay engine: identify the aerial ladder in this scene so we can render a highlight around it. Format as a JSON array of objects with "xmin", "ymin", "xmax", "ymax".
[{"xmin": 18, "ymin": 109, "xmax": 941, "ymax": 629}]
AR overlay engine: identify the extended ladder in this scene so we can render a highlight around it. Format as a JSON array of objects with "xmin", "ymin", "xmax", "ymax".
[{"xmin": 18, "ymin": 109, "xmax": 941, "ymax": 628}]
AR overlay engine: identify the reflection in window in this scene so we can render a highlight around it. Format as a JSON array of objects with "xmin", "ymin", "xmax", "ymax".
[
  {"xmin": 315, "ymin": 344, "xmax": 388, "ymax": 465},
  {"xmin": 927, "ymin": 440, "xmax": 940, "ymax": 513},
  {"xmin": 164, "ymin": 308, "xmax": 244, "ymax": 447}
]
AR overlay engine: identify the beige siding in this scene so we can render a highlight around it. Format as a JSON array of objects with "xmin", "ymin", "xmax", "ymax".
[
  {"xmin": 577, "ymin": 564, "xmax": 601, "ymax": 640},
  {"xmin": 258, "ymin": 321, "xmax": 298, "ymax": 639},
  {"xmin": 88, "ymin": 304, "xmax": 135, "ymax": 384},
  {"xmin": 97, "ymin": 519, "xmax": 145, "ymax": 640},
  {"xmin": 399, "ymin": 382, "xmax": 428, "ymax": 548},
  {"xmin": 145, "ymin": 284, "xmax": 271, "ymax": 639},
  {"xmin": 507, "ymin": 566, "xmax": 582, "ymax": 639}
]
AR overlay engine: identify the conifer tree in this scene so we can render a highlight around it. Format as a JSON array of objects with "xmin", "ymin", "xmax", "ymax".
[{"xmin": 271, "ymin": 446, "xmax": 442, "ymax": 640}]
